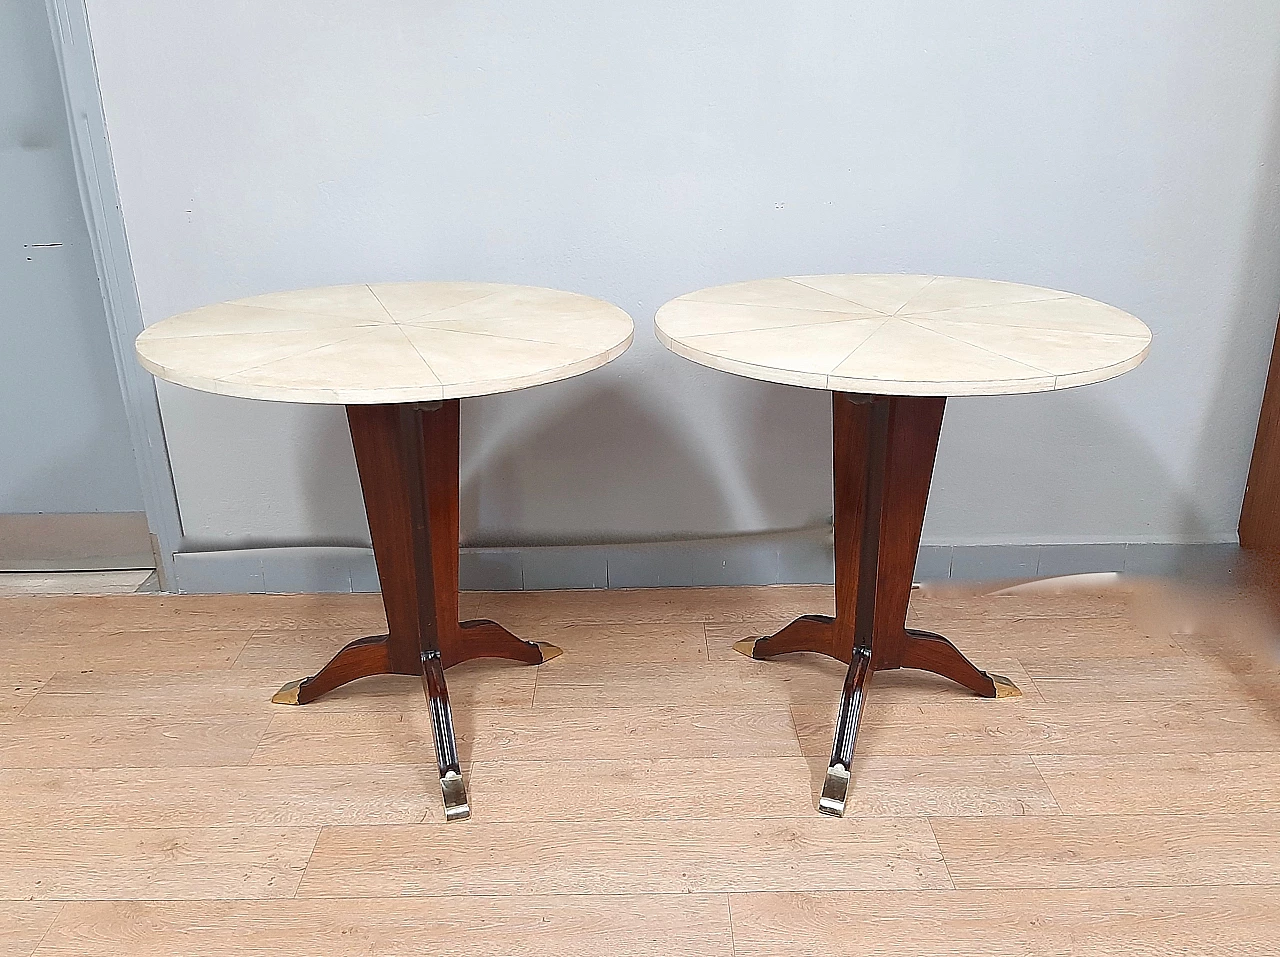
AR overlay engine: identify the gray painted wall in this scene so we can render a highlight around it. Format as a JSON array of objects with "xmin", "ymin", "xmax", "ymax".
[
  {"xmin": 81, "ymin": 2, "xmax": 1280, "ymax": 565},
  {"xmin": 0, "ymin": 0, "xmax": 142, "ymax": 514}
]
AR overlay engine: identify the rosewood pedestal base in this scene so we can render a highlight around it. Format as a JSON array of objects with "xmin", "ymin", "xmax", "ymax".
[
  {"xmin": 735, "ymin": 393, "xmax": 1020, "ymax": 817},
  {"xmin": 271, "ymin": 400, "xmax": 559, "ymax": 822}
]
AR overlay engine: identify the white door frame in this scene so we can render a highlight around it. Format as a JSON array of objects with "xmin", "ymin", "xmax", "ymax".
[{"xmin": 44, "ymin": 0, "xmax": 183, "ymax": 587}]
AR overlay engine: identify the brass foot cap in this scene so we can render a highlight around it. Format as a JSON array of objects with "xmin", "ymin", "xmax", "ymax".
[
  {"xmin": 732, "ymin": 637, "xmax": 761, "ymax": 659},
  {"xmin": 989, "ymin": 673, "xmax": 1022, "ymax": 698},
  {"xmin": 535, "ymin": 641, "xmax": 564, "ymax": 662},
  {"xmin": 271, "ymin": 679, "xmax": 304, "ymax": 705}
]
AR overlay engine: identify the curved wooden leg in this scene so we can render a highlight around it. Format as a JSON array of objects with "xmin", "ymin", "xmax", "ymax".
[
  {"xmin": 271, "ymin": 634, "xmax": 408, "ymax": 705},
  {"xmin": 449, "ymin": 619, "xmax": 562, "ymax": 668},
  {"xmin": 735, "ymin": 614, "xmax": 836, "ymax": 660},
  {"xmin": 819, "ymin": 646, "xmax": 874, "ymax": 817},
  {"xmin": 902, "ymin": 628, "xmax": 1021, "ymax": 698}
]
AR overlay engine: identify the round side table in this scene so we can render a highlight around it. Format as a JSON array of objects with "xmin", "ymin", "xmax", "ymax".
[
  {"xmin": 137, "ymin": 281, "xmax": 633, "ymax": 821},
  {"xmin": 656, "ymin": 274, "xmax": 1150, "ymax": 817}
]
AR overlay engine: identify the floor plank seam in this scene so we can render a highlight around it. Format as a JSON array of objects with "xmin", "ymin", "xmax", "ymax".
[
  {"xmin": 25, "ymin": 900, "xmax": 65, "ymax": 957},
  {"xmin": 244, "ymin": 717, "xmax": 277, "ymax": 765},
  {"xmin": 14, "ymin": 694, "xmax": 39, "ymax": 720},
  {"xmin": 1026, "ymin": 755, "xmax": 1066, "ymax": 815},
  {"xmin": 289, "ymin": 828, "xmax": 326, "ymax": 901},
  {"xmin": 7, "ymin": 807, "xmax": 1280, "ymax": 828},
  {"xmin": 894, "ymin": 879, "xmax": 1280, "ymax": 893},
  {"xmin": 14, "ymin": 881, "xmax": 1280, "ymax": 906},
  {"xmin": 927, "ymin": 819, "xmax": 959, "ymax": 891},
  {"xmin": 226, "ymin": 633, "xmax": 260, "ymax": 669},
  {"xmin": 1013, "ymin": 748, "xmax": 1280, "ymax": 761},
  {"xmin": 724, "ymin": 892, "xmax": 739, "ymax": 956},
  {"xmin": 785, "ymin": 701, "xmax": 807, "ymax": 763},
  {"xmin": 256, "ymin": 887, "xmax": 999, "ymax": 901}
]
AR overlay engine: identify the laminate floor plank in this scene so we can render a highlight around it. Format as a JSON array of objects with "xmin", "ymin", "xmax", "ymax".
[
  {"xmin": 251, "ymin": 706, "xmax": 802, "ymax": 766},
  {"xmin": 0, "ymin": 765, "xmax": 437, "ymax": 828},
  {"xmin": 466, "ymin": 757, "xmax": 817, "ymax": 821},
  {"xmin": 931, "ymin": 812, "xmax": 1280, "ymax": 888},
  {"xmin": 33, "ymin": 896, "xmax": 734, "ymax": 957},
  {"xmin": 908, "ymin": 592, "xmax": 1132, "ymax": 621},
  {"xmin": 0, "ymin": 715, "xmax": 269, "ymax": 768},
  {"xmin": 1032, "ymin": 751, "xmax": 1280, "ymax": 814},
  {"xmin": 938, "ymin": 615, "xmax": 1185, "ymax": 657},
  {"xmin": 532, "ymin": 660, "xmax": 794, "ymax": 709},
  {"xmin": 1022, "ymin": 655, "xmax": 1243, "ymax": 702},
  {"xmin": 463, "ymin": 585, "xmax": 836, "ymax": 626},
  {"xmin": 793, "ymin": 698, "xmax": 1280, "ymax": 757},
  {"xmin": 728, "ymin": 886, "xmax": 1280, "ymax": 956},
  {"xmin": 0, "ymin": 631, "xmax": 251, "ymax": 674},
  {"xmin": 466, "ymin": 754, "xmax": 1058, "ymax": 822},
  {"xmin": 0, "ymin": 826, "xmax": 318, "ymax": 901},
  {"xmin": 494, "ymin": 621, "xmax": 711, "ymax": 664},
  {"xmin": 296, "ymin": 818, "xmax": 951, "ymax": 897},
  {"xmin": 21, "ymin": 662, "xmax": 536, "ymax": 717},
  {"xmin": 20, "ymin": 594, "xmax": 387, "ymax": 634},
  {"xmin": 811, "ymin": 753, "xmax": 1060, "ymax": 817}
]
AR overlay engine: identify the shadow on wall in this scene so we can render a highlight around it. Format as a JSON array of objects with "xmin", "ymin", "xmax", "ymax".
[
  {"xmin": 932, "ymin": 385, "xmax": 1204, "ymax": 576},
  {"xmin": 295, "ymin": 403, "xmax": 369, "ymax": 546},
  {"xmin": 457, "ymin": 370, "xmax": 832, "ymax": 548},
  {"xmin": 459, "ymin": 377, "xmax": 735, "ymax": 547}
]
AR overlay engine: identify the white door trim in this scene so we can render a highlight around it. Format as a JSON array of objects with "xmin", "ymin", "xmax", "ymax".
[{"xmin": 43, "ymin": 0, "xmax": 183, "ymax": 587}]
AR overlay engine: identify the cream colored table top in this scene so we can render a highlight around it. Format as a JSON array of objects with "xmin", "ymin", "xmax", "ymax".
[
  {"xmin": 136, "ymin": 282, "xmax": 634, "ymax": 403},
  {"xmin": 655, "ymin": 275, "xmax": 1150, "ymax": 395}
]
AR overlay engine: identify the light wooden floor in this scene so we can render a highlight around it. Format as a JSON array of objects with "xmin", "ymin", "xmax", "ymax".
[{"xmin": 1, "ymin": 584, "xmax": 1278, "ymax": 955}]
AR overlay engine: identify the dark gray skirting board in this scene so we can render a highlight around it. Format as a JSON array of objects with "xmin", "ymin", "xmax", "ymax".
[{"xmin": 170, "ymin": 533, "xmax": 1243, "ymax": 594}]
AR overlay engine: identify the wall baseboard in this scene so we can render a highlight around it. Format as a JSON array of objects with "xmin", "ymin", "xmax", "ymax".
[
  {"xmin": 0, "ymin": 512, "xmax": 155, "ymax": 571},
  {"xmin": 170, "ymin": 532, "xmax": 1242, "ymax": 594}
]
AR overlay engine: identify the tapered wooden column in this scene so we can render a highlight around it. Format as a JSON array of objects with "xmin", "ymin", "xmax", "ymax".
[{"xmin": 271, "ymin": 400, "xmax": 560, "ymax": 821}]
